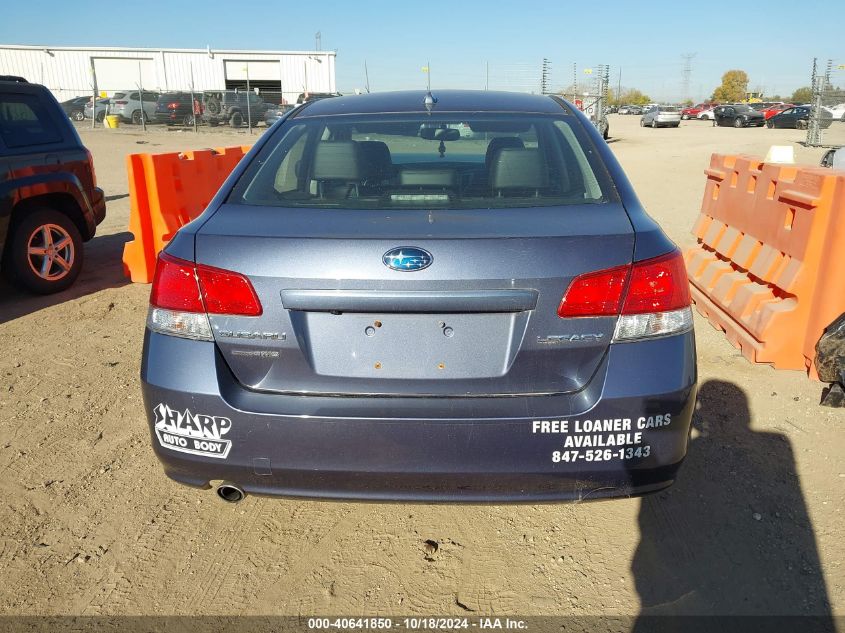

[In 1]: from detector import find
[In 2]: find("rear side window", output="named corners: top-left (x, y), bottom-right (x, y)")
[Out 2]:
top-left (0, 93), bottom-right (63, 148)
top-left (233, 113), bottom-right (615, 210)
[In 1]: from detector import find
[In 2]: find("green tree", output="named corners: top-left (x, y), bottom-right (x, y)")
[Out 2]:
top-left (790, 87), bottom-right (812, 103)
top-left (618, 88), bottom-right (651, 106)
top-left (712, 70), bottom-right (749, 102)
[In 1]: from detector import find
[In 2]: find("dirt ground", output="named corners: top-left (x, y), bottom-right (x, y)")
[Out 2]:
top-left (0, 115), bottom-right (843, 623)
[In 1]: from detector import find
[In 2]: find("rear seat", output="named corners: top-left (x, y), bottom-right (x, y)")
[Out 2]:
top-left (312, 141), bottom-right (365, 199)
top-left (489, 148), bottom-right (549, 197)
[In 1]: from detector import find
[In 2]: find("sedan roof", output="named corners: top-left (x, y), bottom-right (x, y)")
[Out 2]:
top-left (293, 90), bottom-right (567, 117)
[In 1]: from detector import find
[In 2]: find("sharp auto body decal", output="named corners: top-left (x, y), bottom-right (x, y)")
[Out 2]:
top-left (153, 403), bottom-right (232, 459)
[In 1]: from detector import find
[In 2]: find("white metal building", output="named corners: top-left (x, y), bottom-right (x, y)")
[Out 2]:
top-left (0, 44), bottom-right (336, 105)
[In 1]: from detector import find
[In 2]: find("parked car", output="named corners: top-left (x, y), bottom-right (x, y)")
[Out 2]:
top-left (140, 90), bottom-right (697, 503)
top-left (109, 90), bottom-right (160, 125)
top-left (820, 147), bottom-right (844, 168)
top-left (295, 91), bottom-right (342, 106)
top-left (0, 77), bottom-right (106, 293)
top-left (153, 92), bottom-right (197, 126)
top-left (640, 105), bottom-right (681, 128)
top-left (59, 96), bottom-right (89, 121)
top-left (202, 91), bottom-right (267, 127)
top-left (83, 96), bottom-right (115, 122)
top-left (697, 106), bottom-right (717, 121)
top-left (681, 103), bottom-right (716, 120)
top-left (264, 104), bottom-right (295, 126)
top-left (762, 103), bottom-right (794, 120)
top-left (765, 105), bottom-right (833, 130)
top-left (627, 105), bottom-right (643, 116)
top-left (713, 104), bottom-right (765, 128)
top-left (825, 103), bottom-right (845, 121)
top-left (617, 105), bottom-right (632, 115)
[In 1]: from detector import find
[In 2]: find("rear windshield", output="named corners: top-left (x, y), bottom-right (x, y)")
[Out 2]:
top-left (659, 106), bottom-right (679, 113)
top-left (232, 113), bottom-right (615, 210)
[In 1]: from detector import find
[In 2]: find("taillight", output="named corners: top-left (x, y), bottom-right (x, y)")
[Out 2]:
top-left (558, 250), bottom-right (693, 341)
top-left (621, 250), bottom-right (690, 313)
top-left (557, 266), bottom-right (628, 317)
top-left (147, 253), bottom-right (262, 340)
top-left (196, 265), bottom-right (262, 316)
top-left (114, 100), bottom-right (127, 105)
top-left (85, 148), bottom-right (98, 186)
top-left (150, 253), bottom-right (204, 312)
top-left (167, 102), bottom-right (179, 109)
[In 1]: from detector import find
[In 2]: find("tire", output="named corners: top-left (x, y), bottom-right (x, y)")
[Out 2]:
top-left (734, 117), bottom-right (744, 128)
top-left (640, 118), bottom-right (645, 127)
top-left (766, 120), bottom-right (774, 129)
top-left (651, 119), bottom-right (658, 128)
top-left (204, 96), bottom-right (221, 116)
top-left (603, 124), bottom-right (609, 140)
top-left (131, 110), bottom-right (142, 125)
top-left (5, 208), bottom-right (83, 294)
top-left (796, 120), bottom-right (807, 130)
top-left (95, 111), bottom-right (105, 123)
top-left (72, 110), bottom-right (84, 121)
top-left (183, 114), bottom-right (195, 126)
top-left (682, 114), bottom-right (689, 120)
top-left (230, 111), bottom-right (244, 128)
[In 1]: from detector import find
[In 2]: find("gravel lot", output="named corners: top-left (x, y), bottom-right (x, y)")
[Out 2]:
top-left (0, 115), bottom-right (842, 621)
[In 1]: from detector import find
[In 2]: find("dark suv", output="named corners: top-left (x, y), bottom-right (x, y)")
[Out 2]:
top-left (202, 91), bottom-right (267, 127)
top-left (0, 77), bottom-right (105, 293)
top-left (153, 92), bottom-right (197, 126)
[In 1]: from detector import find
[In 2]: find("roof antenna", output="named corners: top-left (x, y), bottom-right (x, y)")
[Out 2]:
top-left (423, 61), bottom-right (436, 113)
top-left (364, 59), bottom-right (371, 93)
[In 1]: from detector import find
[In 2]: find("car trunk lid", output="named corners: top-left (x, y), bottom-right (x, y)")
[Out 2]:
top-left (195, 203), bottom-right (634, 396)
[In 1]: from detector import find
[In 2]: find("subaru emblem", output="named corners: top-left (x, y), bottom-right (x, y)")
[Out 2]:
top-left (382, 247), bottom-right (433, 272)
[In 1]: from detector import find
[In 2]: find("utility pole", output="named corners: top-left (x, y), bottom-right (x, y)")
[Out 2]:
top-left (681, 53), bottom-right (696, 102)
top-left (485, 61), bottom-right (489, 91)
top-left (315, 31), bottom-right (321, 51)
top-left (617, 67), bottom-right (622, 101)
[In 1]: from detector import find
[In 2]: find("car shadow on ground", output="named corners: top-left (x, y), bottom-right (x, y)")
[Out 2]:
top-left (0, 231), bottom-right (132, 324)
top-left (630, 379), bottom-right (834, 631)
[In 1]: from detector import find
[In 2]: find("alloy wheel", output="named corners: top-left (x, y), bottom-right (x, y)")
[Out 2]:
top-left (26, 224), bottom-right (75, 282)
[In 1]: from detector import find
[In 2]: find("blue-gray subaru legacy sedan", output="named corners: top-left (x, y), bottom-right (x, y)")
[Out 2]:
top-left (140, 90), bottom-right (697, 503)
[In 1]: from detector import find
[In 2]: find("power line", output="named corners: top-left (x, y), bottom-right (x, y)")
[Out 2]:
top-left (681, 52), bottom-right (696, 101)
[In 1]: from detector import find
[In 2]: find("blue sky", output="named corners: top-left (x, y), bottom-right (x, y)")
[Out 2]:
top-left (1, 0), bottom-right (841, 101)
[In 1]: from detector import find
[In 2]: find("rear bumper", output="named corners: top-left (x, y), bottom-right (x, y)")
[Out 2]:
top-left (140, 330), bottom-right (697, 502)
top-left (153, 112), bottom-right (180, 123)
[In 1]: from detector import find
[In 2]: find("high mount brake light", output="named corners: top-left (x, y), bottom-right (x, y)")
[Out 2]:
top-left (147, 253), bottom-right (262, 340)
top-left (558, 250), bottom-right (693, 341)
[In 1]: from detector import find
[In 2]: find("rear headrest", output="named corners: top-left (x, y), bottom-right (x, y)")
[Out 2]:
top-left (358, 140), bottom-right (393, 180)
top-left (490, 148), bottom-right (549, 190)
top-left (312, 141), bottom-right (363, 180)
top-left (485, 137), bottom-right (524, 169)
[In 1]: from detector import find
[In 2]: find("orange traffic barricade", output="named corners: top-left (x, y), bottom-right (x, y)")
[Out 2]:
top-left (122, 146), bottom-right (252, 283)
top-left (685, 153), bottom-right (845, 377)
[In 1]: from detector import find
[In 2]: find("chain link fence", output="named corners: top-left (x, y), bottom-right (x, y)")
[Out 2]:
top-left (806, 58), bottom-right (845, 148)
top-left (54, 87), bottom-right (312, 134)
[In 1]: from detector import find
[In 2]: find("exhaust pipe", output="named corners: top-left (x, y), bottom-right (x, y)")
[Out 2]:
top-left (216, 482), bottom-right (245, 503)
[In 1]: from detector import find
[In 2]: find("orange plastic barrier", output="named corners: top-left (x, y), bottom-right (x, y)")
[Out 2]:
top-left (685, 154), bottom-right (845, 377)
top-left (122, 146), bottom-right (252, 283)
